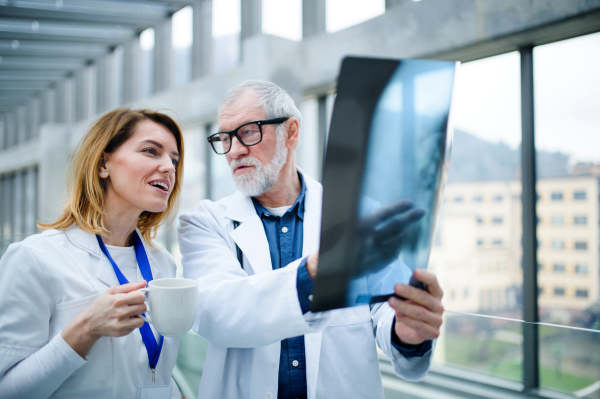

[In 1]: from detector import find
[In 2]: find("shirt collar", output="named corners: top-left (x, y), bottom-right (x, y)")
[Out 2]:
top-left (252, 172), bottom-right (306, 220)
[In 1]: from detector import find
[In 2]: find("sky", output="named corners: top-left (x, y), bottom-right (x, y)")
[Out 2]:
top-left (166, 1), bottom-right (600, 165)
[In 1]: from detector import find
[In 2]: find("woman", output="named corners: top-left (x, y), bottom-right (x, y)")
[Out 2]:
top-left (0, 107), bottom-right (185, 398)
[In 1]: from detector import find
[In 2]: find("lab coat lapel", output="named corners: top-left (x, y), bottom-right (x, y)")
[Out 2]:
top-left (300, 172), bottom-right (325, 399)
top-left (225, 191), bottom-right (272, 275)
top-left (65, 225), bottom-right (160, 288)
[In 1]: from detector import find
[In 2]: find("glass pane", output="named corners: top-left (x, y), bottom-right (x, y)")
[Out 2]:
top-left (213, 0), bottom-right (240, 71)
top-left (429, 52), bottom-right (523, 379)
top-left (172, 6), bottom-right (192, 86)
top-left (433, 313), bottom-right (523, 382)
top-left (262, 0), bottom-right (301, 41)
top-left (534, 31), bottom-right (600, 395)
top-left (326, 0), bottom-right (385, 33)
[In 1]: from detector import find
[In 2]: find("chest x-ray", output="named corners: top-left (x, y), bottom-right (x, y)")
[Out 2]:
top-left (311, 57), bottom-right (458, 312)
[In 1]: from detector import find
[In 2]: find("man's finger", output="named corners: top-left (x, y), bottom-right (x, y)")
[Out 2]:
top-left (389, 298), bottom-right (442, 328)
top-left (413, 269), bottom-right (443, 299)
top-left (393, 283), bottom-right (444, 314)
top-left (395, 315), bottom-right (440, 340)
top-left (109, 280), bottom-right (147, 294)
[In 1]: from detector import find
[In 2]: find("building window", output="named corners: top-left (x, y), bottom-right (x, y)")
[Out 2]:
top-left (575, 241), bottom-right (588, 250)
top-left (554, 287), bottom-right (565, 296)
top-left (492, 239), bottom-right (503, 246)
top-left (476, 216), bottom-right (483, 225)
top-left (492, 217), bottom-right (503, 224)
top-left (477, 239), bottom-right (484, 246)
top-left (551, 239), bottom-right (565, 250)
top-left (573, 215), bottom-right (588, 225)
top-left (537, 262), bottom-right (543, 271)
top-left (550, 215), bottom-right (564, 225)
top-left (538, 287), bottom-right (544, 296)
top-left (454, 196), bottom-right (464, 203)
top-left (551, 192), bottom-right (563, 201)
top-left (553, 263), bottom-right (565, 273)
top-left (573, 191), bottom-right (587, 200)
top-left (492, 195), bottom-right (503, 202)
top-left (575, 264), bottom-right (589, 274)
top-left (576, 289), bottom-right (589, 298)
top-left (473, 195), bottom-right (483, 202)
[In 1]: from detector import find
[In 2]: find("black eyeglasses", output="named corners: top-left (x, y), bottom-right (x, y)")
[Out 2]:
top-left (207, 117), bottom-right (289, 155)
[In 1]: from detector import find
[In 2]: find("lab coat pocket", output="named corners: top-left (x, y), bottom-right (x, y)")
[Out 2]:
top-left (51, 294), bottom-right (114, 397)
top-left (327, 305), bottom-right (371, 327)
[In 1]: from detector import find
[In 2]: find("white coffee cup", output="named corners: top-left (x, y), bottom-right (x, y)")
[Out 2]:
top-left (139, 278), bottom-right (199, 337)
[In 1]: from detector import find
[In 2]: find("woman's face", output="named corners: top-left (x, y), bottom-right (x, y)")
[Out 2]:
top-left (100, 120), bottom-right (179, 216)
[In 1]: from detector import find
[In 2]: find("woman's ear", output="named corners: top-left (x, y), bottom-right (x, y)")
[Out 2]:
top-left (98, 152), bottom-right (110, 179)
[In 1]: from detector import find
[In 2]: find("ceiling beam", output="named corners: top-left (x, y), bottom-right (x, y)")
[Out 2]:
top-left (0, 6), bottom-right (165, 26)
top-left (0, 31), bottom-right (131, 44)
top-left (0, 81), bottom-right (54, 90)
top-left (0, 71), bottom-right (69, 80)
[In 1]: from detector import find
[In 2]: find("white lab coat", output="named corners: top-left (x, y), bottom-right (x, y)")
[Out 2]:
top-left (0, 225), bottom-right (181, 399)
top-left (178, 171), bottom-right (433, 399)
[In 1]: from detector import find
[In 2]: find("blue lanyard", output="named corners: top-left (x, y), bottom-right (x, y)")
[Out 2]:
top-left (96, 231), bottom-right (163, 380)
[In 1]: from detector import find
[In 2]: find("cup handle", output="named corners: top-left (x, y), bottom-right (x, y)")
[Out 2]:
top-left (138, 287), bottom-right (152, 324)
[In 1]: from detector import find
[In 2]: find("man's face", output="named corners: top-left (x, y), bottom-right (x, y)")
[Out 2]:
top-left (218, 91), bottom-right (288, 196)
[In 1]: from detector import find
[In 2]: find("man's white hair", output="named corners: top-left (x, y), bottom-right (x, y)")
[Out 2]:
top-left (220, 80), bottom-right (303, 133)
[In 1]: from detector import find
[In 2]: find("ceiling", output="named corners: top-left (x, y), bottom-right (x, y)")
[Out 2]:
top-left (0, 0), bottom-right (194, 114)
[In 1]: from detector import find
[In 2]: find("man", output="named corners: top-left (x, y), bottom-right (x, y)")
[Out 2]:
top-left (178, 80), bottom-right (444, 399)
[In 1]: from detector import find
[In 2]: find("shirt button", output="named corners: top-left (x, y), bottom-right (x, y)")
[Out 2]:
top-left (265, 393), bottom-right (273, 399)
top-left (292, 360), bottom-right (299, 367)
top-left (282, 227), bottom-right (288, 233)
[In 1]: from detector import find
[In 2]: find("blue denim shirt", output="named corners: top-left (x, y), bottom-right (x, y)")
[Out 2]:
top-left (252, 174), bottom-right (312, 399)
top-left (252, 174), bottom-right (431, 398)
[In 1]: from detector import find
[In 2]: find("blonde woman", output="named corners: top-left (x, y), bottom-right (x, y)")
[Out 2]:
top-left (0, 107), bottom-right (185, 399)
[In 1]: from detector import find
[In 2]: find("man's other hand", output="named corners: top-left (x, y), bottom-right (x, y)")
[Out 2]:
top-left (388, 268), bottom-right (444, 346)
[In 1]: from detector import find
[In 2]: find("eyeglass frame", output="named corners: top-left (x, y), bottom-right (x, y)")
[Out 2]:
top-left (207, 117), bottom-right (290, 155)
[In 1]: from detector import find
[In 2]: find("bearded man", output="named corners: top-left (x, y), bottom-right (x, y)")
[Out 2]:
top-left (178, 80), bottom-right (444, 399)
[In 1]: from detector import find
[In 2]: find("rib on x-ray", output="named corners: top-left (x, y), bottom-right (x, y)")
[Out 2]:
top-left (311, 57), bottom-right (458, 312)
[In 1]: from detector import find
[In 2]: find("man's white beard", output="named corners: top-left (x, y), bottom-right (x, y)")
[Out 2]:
top-left (230, 130), bottom-right (288, 197)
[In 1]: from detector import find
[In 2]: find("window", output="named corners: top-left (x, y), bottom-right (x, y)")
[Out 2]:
top-left (573, 191), bottom-right (587, 200)
top-left (492, 195), bottom-right (503, 202)
top-left (492, 217), bottom-right (503, 224)
top-left (574, 241), bottom-right (588, 250)
top-left (575, 289), bottom-right (589, 298)
top-left (537, 262), bottom-right (543, 270)
top-left (573, 215), bottom-right (587, 225)
top-left (538, 287), bottom-right (544, 295)
top-left (553, 287), bottom-right (565, 296)
top-left (551, 192), bottom-right (563, 201)
top-left (550, 215), bottom-right (564, 225)
top-left (473, 195), bottom-right (483, 202)
top-left (553, 263), bottom-right (565, 273)
top-left (492, 239), bottom-right (503, 246)
top-left (551, 239), bottom-right (565, 250)
top-left (476, 216), bottom-right (483, 225)
top-left (477, 239), bottom-right (484, 246)
top-left (575, 264), bottom-right (589, 275)
top-left (454, 196), bottom-right (464, 203)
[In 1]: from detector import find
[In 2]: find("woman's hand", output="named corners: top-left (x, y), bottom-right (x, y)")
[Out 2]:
top-left (61, 281), bottom-right (148, 358)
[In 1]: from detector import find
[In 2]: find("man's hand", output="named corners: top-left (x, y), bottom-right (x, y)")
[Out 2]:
top-left (388, 269), bottom-right (443, 346)
top-left (306, 252), bottom-right (319, 281)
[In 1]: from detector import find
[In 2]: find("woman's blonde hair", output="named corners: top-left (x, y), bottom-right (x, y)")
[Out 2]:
top-left (39, 107), bottom-right (185, 245)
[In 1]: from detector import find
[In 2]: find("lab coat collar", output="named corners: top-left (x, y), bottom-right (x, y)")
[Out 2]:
top-left (65, 224), bottom-right (161, 287)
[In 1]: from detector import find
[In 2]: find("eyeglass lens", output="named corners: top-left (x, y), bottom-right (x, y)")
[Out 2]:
top-left (213, 123), bottom-right (262, 154)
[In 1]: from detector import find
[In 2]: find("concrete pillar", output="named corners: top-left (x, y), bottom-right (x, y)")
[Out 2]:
top-left (75, 70), bottom-right (87, 121)
top-left (57, 79), bottom-right (75, 124)
top-left (5, 112), bottom-right (16, 148)
top-left (37, 124), bottom-right (70, 224)
top-left (302, 0), bottom-right (326, 37)
top-left (86, 64), bottom-right (96, 118)
top-left (29, 99), bottom-right (41, 140)
top-left (123, 37), bottom-right (141, 103)
top-left (154, 18), bottom-right (172, 93)
top-left (0, 116), bottom-right (4, 151)
top-left (192, 0), bottom-right (213, 79)
top-left (96, 53), bottom-right (114, 114)
top-left (16, 106), bottom-right (27, 143)
top-left (42, 89), bottom-right (57, 124)
top-left (240, 0), bottom-right (261, 60)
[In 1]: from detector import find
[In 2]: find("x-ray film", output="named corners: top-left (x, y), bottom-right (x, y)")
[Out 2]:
top-left (311, 56), bottom-right (458, 312)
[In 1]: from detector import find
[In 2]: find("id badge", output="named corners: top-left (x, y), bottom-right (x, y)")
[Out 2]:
top-left (136, 385), bottom-right (172, 399)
